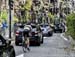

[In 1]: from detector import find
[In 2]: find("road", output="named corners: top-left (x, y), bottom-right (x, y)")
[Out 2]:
top-left (14, 33), bottom-right (75, 57)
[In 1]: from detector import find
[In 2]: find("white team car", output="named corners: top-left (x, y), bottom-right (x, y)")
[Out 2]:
top-left (40, 23), bottom-right (53, 37)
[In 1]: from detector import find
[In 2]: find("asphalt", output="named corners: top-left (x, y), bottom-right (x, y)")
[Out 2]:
top-left (14, 33), bottom-right (75, 57)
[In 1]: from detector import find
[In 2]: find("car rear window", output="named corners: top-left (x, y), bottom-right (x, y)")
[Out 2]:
top-left (40, 25), bottom-right (43, 27)
top-left (31, 25), bottom-right (36, 28)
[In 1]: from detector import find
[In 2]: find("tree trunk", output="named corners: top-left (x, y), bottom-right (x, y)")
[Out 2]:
top-left (0, 0), bottom-right (2, 14)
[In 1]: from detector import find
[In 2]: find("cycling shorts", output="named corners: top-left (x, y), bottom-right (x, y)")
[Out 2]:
top-left (23, 30), bottom-right (30, 37)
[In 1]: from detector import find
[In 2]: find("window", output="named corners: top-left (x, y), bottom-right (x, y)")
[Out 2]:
top-left (50, 0), bottom-right (57, 3)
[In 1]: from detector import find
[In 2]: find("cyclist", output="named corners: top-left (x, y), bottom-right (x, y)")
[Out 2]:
top-left (23, 25), bottom-right (31, 51)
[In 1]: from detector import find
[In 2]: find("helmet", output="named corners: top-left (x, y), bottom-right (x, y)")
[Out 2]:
top-left (24, 25), bottom-right (31, 31)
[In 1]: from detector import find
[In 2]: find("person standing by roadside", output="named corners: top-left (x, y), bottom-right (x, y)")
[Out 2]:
top-left (2, 20), bottom-right (8, 36)
top-left (0, 20), bottom-right (2, 35)
top-left (0, 20), bottom-right (7, 45)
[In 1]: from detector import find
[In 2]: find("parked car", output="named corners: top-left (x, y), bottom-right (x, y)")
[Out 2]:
top-left (30, 23), bottom-right (43, 46)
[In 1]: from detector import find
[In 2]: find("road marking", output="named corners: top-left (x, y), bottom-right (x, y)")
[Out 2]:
top-left (16, 54), bottom-right (24, 57)
top-left (44, 37), bottom-right (47, 39)
top-left (61, 33), bottom-right (68, 41)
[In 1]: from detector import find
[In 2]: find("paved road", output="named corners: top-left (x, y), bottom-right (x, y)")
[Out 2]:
top-left (14, 33), bottom-right (75, 57)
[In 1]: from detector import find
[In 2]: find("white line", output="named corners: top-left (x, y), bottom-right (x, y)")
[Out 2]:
top-left (16, 54), bottom-right (24, 57)
top-left (44, 37), bottom-right (47, 39)
top-left (61, 33), bottom-right (68, 41)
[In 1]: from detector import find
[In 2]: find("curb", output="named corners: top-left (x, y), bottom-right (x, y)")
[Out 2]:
top-left (61, 33), bottom-right (70, 41)
top-left (61, 33), bottom-right (75, 45)
top-left (61, 33), bottom-right (75, 51)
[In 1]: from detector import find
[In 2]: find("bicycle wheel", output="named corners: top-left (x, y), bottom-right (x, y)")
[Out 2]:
top-left (22, 41), bottom-right (27, 53)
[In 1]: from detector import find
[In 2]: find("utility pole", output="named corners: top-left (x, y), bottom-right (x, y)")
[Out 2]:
top-left (9, 0), bottom-right (13, 40)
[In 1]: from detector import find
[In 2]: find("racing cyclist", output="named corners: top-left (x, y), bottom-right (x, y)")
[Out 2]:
top-left (23, 25), bottom-right (31, 51)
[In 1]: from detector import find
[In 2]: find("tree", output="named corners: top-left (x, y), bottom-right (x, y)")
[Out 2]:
top-left (66, 13), bottom-right (75, 40)
top-left (1, 10), bottom-right (8, 21)
top-left (48, 12), bottom-right (54, 24)
top-left (24, 0), bottom-right (32, 10)
top-left (20, 0), bottom-right (32, 22)
top-left (0, 0), bottom-right (2, 14)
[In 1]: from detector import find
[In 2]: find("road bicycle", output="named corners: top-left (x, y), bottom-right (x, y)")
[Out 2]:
top-left (22, 31), bottom-right (30, 53)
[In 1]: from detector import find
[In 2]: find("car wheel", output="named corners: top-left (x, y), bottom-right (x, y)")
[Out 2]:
top-left (60, 29), bottom-right (62, 33)
top-left (50, 33), bottom-right (53, 36)
top-left (2, 46), bottom-right (15, 57)
top-left (37, 42), bottom-right (41, 46)
top-left (40, 34), bottom-right (44, 43)
top-left (41, 36), bottom-right (43, 43)
top-left (15, 41), bottom-right (19, 46)
top-left (37, 38), bottom-right (41, 46)
top-left (54, 30), bottom-right (56, 33)
top-left (9, 46), bottom-right (15, 57)
top-left (48, 32), bottom-right (53, 36)
top-left (63, 28), bottom-right (65, 32)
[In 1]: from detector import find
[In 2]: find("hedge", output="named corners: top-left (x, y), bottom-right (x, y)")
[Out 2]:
top-left (66, 13), bottom-right (75, 40)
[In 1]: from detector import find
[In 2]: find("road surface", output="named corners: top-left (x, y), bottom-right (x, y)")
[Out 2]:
top-left (15, 33), bottom-right (75, 57)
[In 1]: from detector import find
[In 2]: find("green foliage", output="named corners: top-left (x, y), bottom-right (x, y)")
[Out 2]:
top-left (1, 10), bottom-right (7, 21)
top-left (66, 13), bottom-right (75, 40)
top-left (24, 0), bottom-right (32, 10)
top-left (20, 0), bottom-right (32, 22)
top-left (48, 12), bottom-right (54, 24)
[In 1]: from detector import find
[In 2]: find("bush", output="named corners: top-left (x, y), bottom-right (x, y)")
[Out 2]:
top-left (66, 13), bottom-right (75, 40)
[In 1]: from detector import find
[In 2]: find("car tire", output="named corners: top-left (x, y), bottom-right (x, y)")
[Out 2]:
top-left (41, 35), bottom-right (44, 44)
top-left (41, 37), bottom-right (43, 44)
top-left (54, 30), bottom-right (56, 33)
top-left (48, 32), bottom-right (53, 36)
top-left (37, 38), bottom-right (41, 46)
top-left (50, 33), bottom-right (53, 36)
top-left (9, 46), bottom-right (15, 57)
top-left (60, 29), bottom-right (62, 33)
top-left (2, 46), bottom-right (15, 57)
top-left (37, 42), bottom-right (41, 46)
top-left (15, 41), bottom-right (19, 46)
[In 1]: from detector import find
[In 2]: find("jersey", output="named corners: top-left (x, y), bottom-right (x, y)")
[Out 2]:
top-left (23, 25), bottom-right (31, 37)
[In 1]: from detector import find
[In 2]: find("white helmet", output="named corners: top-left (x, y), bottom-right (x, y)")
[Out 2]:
top-left (24, 25), bottom-right (31, 31)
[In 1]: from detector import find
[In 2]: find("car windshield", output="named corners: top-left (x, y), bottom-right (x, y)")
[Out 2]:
top-left (40, 24), bottom-right (49, 27)
top-left (44, 24), bottom-right (48, 27)
top-left (40, 25), bottom-right (43, 27)
top-left (19, 25), bottom-right (24, 28)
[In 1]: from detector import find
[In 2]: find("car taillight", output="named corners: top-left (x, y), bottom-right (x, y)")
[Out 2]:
top-left (35, 31), bottom-right (38, 34)
top-left (32, 32), bottom-right (35, 35)
top-left (16, 31), bottom-right (19, 36)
